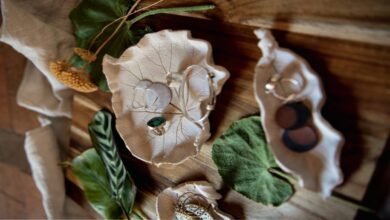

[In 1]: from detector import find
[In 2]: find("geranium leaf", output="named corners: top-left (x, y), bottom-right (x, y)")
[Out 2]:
top-left (212, 116), bottom-right (294, 206)
top-left (88, 110), bottom-right (136, 218)
top-left (69, 0), bottom-right (152, 91)
top-left (72, 148), bottom-right (123, 219)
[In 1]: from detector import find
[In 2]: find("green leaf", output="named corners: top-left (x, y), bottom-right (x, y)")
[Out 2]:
top-left (212, 116), bottom-right (294, 206)
top-left (88, 110), bottom-right (136, 218)
top-left (69, 0), bottom-right (152, 91)
top-left (72, 149), bottom-right (123, 219)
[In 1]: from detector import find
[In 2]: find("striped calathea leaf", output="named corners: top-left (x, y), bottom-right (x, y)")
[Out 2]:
top-left (72, 110), bottom-right (136, 219)
top-left (88, 110), bottom-right (136, 219)
top-left (72, 149), bottom-right (123, 219)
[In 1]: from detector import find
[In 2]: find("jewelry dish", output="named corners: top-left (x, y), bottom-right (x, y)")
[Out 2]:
top-left (156, 181), bottom-right (232, 220)
top-left (253, 29), bottom-right (344, 197)
top-left (102, 30), bottom-right (229, 166)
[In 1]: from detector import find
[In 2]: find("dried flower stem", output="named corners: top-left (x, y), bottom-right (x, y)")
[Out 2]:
top-left (88, 17), bottom-right (123, 51)
top-left (70, 1), bottom-right (215, 91)
top-left (94, 0), bottom-right (142, 55)
top-left (90, 3), bottom-right (214, 56)
top-left (133, 0), bottom-right (165, 14)
top-left (88, 0), bottom-right (165, 50)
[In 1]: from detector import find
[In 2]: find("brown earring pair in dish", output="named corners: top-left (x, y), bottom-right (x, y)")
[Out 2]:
top-left (275, 102), bottom-right (319, 152)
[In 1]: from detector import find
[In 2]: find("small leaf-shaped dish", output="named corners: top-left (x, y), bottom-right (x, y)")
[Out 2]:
top-left (253, 29), bottom-right (344, 197)
top-left (156, 181), bottom-right (233, 220)
top-left (103, 30), bottom-right (229, 166)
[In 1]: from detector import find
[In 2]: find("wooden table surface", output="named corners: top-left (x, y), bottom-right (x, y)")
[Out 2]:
top-left (64, 1), bottom-right (390, 219)
top-left (0, 43), bottom-right (45, 219)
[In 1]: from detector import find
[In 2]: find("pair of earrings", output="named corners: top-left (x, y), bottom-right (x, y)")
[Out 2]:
top-left (266, 74), bottom-right (318, 153)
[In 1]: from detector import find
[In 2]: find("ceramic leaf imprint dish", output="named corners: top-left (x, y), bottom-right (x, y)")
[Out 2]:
top-left (253, 29), bottom-right (344, 197)
top-left (103, 30), bottom-right (229, 166)
top-left (156, 181), bottom-right (232, 220)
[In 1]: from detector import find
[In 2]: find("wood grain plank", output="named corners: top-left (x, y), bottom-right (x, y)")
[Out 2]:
top-left (0, 163), bottom-right (46, 219)
top-left (142, 14), bottom-right (390, 201)
top-left (0, 43), bottom-right (39, 134)
top-left (69, 114), bottom-right (360, 219)
top-left (356, 138), bottom-right (390, 219)
top-left (141, 0), bottom-right (390, 45)
top-left (69, 13), bottom-right (389, 219)
top-left (0, 44), bottom-right (13, 130)
top-left (142, 0), bottom-right (390, 22)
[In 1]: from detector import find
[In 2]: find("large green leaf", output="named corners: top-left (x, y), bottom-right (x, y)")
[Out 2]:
top-left (72, 148), bottom-right (123, 219)
top-left (212, 116), bottom-right (294, 206)
top-left (69, 0), bottom-right (151, 91)
top-left (88, 110), bottom-right (136, 218)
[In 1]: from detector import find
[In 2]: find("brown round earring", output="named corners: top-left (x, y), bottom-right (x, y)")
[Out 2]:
top-left (275, 102), bottom-right (319, 152)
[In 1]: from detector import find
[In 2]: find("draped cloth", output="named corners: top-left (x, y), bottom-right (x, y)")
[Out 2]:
top-left (0, 0), bottom-right (89, 218)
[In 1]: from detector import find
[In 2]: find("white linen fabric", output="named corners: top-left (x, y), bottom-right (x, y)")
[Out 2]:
top-left (25, 122), bottom-right (90, 219)
top-left (17, 61), bottom-right (73, 118)
top-left (0, 0), bottom-right (90, 218)
top-left (0, 0), bottom-right (77, 118)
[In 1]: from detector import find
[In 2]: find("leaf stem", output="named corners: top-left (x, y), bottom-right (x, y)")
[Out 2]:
top-left (131, 208), bottom-right (147, 220)
top-left (268, 168), bottom-right (377, 215)
top-left (118, 200), bottom-right (130, 220)
top-left (58, 161), bottom-right (72, 168)
top-left (128, 5), bottom-right (215, 26)
top-left (268, 168), bottom-right (297, 184)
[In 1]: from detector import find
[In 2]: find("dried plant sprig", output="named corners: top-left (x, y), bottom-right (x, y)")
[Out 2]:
top-left (52, 1), bottom-right (215, 92)
top-left (74, 47), bottom-right (96, 62)
top-left (133, 0), bottom-right (165, 14)
top-left (89, 1), bottom-right (215, 57)
top-left (87, 0), bottom-right (164, 51)
top-left (93, 0), bottom-right (143, 56)
top-left (50, 61), bottom-right (98, 93)
top-left (49, 0), bottom-right (143, 92)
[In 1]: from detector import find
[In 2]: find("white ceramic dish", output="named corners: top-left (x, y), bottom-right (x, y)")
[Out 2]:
top-left (253, 29), bottom-right (344, 197)
top-left (156, 181), bottom-right (232, 220)
top-left (103, 30), bottom-right (229, 166)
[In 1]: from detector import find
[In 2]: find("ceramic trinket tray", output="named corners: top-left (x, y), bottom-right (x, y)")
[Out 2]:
top-left (156, 181), bottom-right (233, 220)
top-left (103, 30), bottom-right (229, 166)
top-left (253, 29), bottom-right (344, 197)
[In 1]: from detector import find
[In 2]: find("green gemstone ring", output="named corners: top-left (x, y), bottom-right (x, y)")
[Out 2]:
top-left (147, 116), bottom-right (167, 136)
